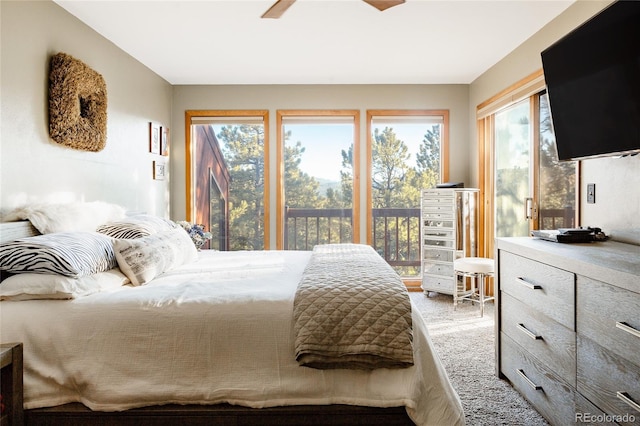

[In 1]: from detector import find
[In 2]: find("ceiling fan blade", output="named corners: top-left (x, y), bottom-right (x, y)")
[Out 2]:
top-left (363, 0), bottom-right (405, 12)
top-left (261, 0), bottom-right (296, 19)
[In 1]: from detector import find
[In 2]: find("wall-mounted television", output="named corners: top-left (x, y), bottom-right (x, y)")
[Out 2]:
top-left (541, 0), bottom-right (640, 161)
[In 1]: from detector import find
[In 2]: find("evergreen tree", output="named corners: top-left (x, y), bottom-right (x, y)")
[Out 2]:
top-left (217, 124), bottom-right (265, 250)
top-left (337, 144), bottom-right (354, 208)
top-left (371, 126), bottom-right (411, 208)
top-left (415, 125), bottom-right (441, 191)
top-left (283, 137), bottom-right (322, 208)
top-left (538, 94), bottom-right (576, 228)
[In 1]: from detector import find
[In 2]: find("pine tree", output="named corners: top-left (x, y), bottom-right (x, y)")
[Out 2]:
top-left (218, 124), bottom-right (265, 250)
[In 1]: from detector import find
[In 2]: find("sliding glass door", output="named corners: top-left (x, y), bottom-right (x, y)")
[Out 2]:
top-left (478, 71), bottom-right (577, 257)
top-left (494, 99), bottom-right (531, 238)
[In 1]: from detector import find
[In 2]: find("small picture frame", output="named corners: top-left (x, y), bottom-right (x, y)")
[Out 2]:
top-left (153, 160), bottom-right (166, 180)
top-left (161, 127), bottom-right (170, 156)
top-left (149, 122), bottom-right (161, 154)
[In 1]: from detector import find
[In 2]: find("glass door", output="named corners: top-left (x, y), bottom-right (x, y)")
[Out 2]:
top-left (477, 71), bottom-right (578, 258)
top-left (494, 99), bottom-right (533, 238)
top-left (538, 92), bottom-right (577, 230)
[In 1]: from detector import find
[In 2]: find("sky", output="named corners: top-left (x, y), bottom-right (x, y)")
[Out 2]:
top-left (288, 122), bottom-right (432, 182)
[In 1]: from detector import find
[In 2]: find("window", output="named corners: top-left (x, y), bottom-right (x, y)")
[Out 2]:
top-left (186, 111), bottom-right (269, 250)
top-left (367, 110), bottom-right (450, 280)
top-left (276, 110), bottom-right (360, 250)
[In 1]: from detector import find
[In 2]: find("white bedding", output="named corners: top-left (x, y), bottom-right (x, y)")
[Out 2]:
top-left (0, 249), bottom-right (464, 426)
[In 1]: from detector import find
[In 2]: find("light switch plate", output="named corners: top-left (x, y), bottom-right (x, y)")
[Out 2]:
top-left (587, 183), bottom-right (596, 204)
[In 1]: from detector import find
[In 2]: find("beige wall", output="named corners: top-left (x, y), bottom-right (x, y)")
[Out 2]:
top-left (0, 0), bottom-right (173, 217)
top-left (469, 0), bottom-right (640, 240)
top-left (171, 84), bottom-right (470, 248)
top-left (2, 0), bottom-right (637, 243)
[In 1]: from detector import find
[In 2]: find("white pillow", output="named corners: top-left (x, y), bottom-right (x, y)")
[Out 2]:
top-left (113, 227), bottom-right (198, 286)
top-left (0, 268), bottom-right (130, 301)
top-left (3, 201), bottom-right (126, 234)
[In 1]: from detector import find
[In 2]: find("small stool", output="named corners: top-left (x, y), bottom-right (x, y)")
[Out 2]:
top-left (453, 257), bottom-right (495, 317)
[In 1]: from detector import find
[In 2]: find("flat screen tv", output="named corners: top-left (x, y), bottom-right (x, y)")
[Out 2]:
top-left (541, 0), bottom-right (640, 161)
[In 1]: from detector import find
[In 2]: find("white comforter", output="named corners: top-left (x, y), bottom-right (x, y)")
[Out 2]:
top-left (0, 250), bottom-right (464, 426)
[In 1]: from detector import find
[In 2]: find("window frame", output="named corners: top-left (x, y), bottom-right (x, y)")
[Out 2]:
top-left (275, 110), bottom-right (361, 250)
top-left (365, 109), bottom-right (450, 245)
top-left (185, 110), bottom-right (270, 249)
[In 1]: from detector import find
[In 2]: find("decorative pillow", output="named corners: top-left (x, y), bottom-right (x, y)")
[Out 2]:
top-left (113, 227), bottom-right (198, 286)
top-left (0, 268), bottom-right (130, 301)
top-left (2, 201), bottom-right (126, 234)
top-left (0, 232), bottom-right (117, 278)
top-left (96, 214), bottom-right (177, 239)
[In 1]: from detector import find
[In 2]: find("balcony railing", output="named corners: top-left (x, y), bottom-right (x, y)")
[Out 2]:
top-left (538, 207), bottom-right (575, 230)
top-left (284, 207), bottom-right (421, 274)
top-left (283, 206), bottom-right (574, 274)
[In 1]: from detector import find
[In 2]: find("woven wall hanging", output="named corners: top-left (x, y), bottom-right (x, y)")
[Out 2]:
top-left (49, 52), bottom-right (107, 152)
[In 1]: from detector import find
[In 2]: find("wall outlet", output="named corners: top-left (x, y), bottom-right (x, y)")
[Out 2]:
top-left (587, 183), bottom-right (596, 204)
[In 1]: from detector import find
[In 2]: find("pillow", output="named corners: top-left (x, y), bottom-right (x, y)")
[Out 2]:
top-left (96, 214), bottom-right (177, 239)
top-left (0, 268), bottom-right (130, 301)
top-left (113, 227), bottom-right (198, 286)
top-left (0, 232), bottom-right (117, 277)
top-left (2, 201), bottom-right (126, 234)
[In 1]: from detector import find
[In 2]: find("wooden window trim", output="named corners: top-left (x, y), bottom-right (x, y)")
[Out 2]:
top-left (275, 110), bottom-right (361, 250)
top-left (185, 110), bottom-right (270, 248)
top-left (365, 109), bottom-right (450, 245)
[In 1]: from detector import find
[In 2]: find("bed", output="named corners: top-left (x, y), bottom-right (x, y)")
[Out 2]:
top-left (0, 210), bottom-right (464, 426)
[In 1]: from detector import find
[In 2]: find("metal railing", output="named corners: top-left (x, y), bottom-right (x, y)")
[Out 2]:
top-left (539, 207), bottom-right (575, 230)
top-left (284, 207), bottom-right (421, 271)
top-left (283, 206), bottom-right (574, 271)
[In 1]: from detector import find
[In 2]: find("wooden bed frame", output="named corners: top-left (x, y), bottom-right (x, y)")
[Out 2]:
top-left (1, 221), bottom-right (415, 426)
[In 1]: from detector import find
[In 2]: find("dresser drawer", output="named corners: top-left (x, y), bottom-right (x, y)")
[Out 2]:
top-left (422, 276), bottom-right (454, 294)
top-left (577, 276), bottom-right (640, 366)
top-left (501, 333), bottom-right (576, 426)
top-left (423, 248), bottom-right (454, 263)
top-left (577, 336), bottom-right (640, 425)
top-left (501, 292), bottom-right (576, 386)
top-left (422, 228), bottom-right (455, 239)
top-left (422, 262), bottom-right (454, 277)
top-left (422, 211), bottom-right (454, 220)
top-left (499, 251), bottom-right (575, 329)
top-left (423, 219), bottom-right (454, 228)
top-left (423, 238), bottom-right (455, 249)
top-left (422, 190), bottom-right (454, 204)
top-left (575, 393), bottom-right (618, 425)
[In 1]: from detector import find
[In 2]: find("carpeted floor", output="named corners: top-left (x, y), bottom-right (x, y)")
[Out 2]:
top-left (410, 291), bottom-right (551, 426)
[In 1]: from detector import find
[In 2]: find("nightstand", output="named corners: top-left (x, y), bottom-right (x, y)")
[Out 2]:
top-left (0, 343), bottom-right (23, 426)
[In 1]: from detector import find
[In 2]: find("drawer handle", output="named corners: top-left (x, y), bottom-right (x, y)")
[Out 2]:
top-left (516, 369), bottom-right (543, 391)
top-left (617, 391), bottom-right (640, 413)
top-left (516, 277), bottom-right (542, 290)
top-left (616, 321), bottom-right (640, 339)
top-left (517, 323), bottom-right (542, 340)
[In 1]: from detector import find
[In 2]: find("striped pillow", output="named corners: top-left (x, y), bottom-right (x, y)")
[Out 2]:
top-left (0, 232), bottom-right (117, 277)
top-left (96, 214), bottom-right (176, 239)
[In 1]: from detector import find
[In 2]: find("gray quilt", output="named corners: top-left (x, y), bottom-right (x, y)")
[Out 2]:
top-left (293, 244), bottom-right (414, 370)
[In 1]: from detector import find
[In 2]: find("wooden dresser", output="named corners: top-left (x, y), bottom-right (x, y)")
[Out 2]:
top-left (495, 237), bottom-right (640, 426)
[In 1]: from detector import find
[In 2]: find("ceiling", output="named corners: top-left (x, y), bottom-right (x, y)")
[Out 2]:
top-left (54, 0), bottom-right (575, 85)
